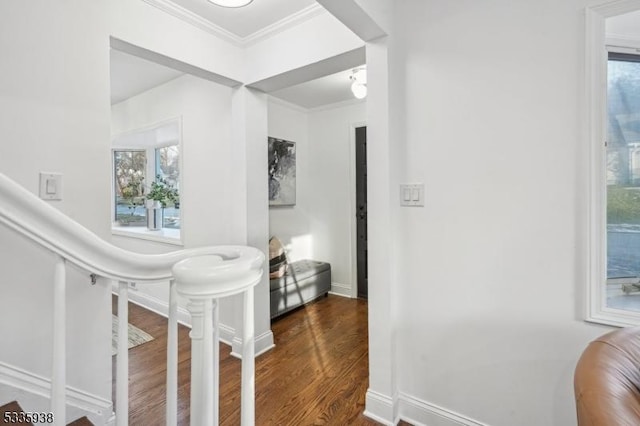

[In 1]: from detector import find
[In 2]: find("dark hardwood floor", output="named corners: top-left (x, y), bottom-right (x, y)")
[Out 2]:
top-left (113, 294), bottom-right (406, 425)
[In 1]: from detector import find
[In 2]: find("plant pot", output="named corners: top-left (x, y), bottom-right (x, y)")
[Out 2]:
top-left (145, 200), bottom-right (163, 231)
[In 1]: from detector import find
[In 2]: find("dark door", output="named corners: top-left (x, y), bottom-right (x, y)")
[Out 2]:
top-left (356, 126), bottom-right (368, 299)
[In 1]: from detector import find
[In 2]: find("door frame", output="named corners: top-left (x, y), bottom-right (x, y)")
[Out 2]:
top-left (349, 121), bottom-right (367, 298)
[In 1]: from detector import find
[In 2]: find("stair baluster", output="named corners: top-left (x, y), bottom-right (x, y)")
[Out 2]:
top-left (116, 282), bottom-right (129, 426)
top-left (166, 279), bottom-right (178, 426)
top-left (52, 256), bottom-right (66, 426)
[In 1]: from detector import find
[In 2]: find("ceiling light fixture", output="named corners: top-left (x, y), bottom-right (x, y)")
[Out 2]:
top-left (207, 0), bottom-right (253, 8)
top-left (350, 67), bottom-right (367, 99)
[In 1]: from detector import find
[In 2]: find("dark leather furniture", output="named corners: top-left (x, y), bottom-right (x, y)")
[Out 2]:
top-left (574, 327), bottom-right (640, 425)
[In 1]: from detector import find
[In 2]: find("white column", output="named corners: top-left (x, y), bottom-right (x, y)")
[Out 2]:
top-left (116, 282), bottom-right (129, 426)
top-left (241, 288), bottom-right (255, 426)
top-left (51, 256), bottom-right (66, 426)
top-left (166, 280), bottom-right (178, 426)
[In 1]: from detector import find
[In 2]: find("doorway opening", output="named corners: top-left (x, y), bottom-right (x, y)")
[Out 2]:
top-left (355, 126), bottom-right (368, 299)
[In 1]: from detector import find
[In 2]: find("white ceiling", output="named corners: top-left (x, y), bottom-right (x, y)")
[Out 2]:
top-left (270, 68), bottom-right (361, 109)
top-left (110, 0), bottom-right (365, 108)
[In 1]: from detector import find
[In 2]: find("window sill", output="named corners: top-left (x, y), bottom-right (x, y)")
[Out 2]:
top-left (112, 225), bottom-right (183, 246)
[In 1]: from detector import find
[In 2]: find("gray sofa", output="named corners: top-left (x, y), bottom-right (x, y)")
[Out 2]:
top-left (269, 259), bottom-right (331, 319)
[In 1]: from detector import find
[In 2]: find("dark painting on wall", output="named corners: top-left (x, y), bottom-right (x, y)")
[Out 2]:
top-left (268, 137), bottom-right (296, 206)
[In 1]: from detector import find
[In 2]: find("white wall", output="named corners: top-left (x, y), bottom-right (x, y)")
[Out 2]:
top-left (0, 0), bottom-right (112, 401)
top-left (384, 1), bottom-right (614, 425)
top-left (111, 74), bottom-right (263, 343)
top-left (308, 101), bottom-right (366, 294)
top-left (0, 0), bottom-right (248, 406)
top-left (267, 98), bottom-right (366, 295)
top-left (245, 11), bottom-right (363, 85)
top-left (110, 0), bottom-right (244, 82)
top-left (111, 74), bottom-right (241, 247)
top-left (267, 99), bottom-right (312, 261)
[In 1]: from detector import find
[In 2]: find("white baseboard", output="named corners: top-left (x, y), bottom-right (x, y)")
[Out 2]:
top-left (364, 389), bottom-right (398, 425)
top-left (363, 390), bottom-right (488, 426)
top-left (330, 282), bottom-right (352, 298)
top-left (123, 285), bottom-right (193, 327)
top-left (230, 330), bottom-right (276, 359)
top-left (0, 361), bottom-right (112, 425)
top-left (398, 392), bottom-right (488, 426)
top-left (116, 285), bottom-right (275, 359)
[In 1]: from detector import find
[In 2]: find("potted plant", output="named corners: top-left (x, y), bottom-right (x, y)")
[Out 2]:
top-left (145, 175), bottom-right (179, 231)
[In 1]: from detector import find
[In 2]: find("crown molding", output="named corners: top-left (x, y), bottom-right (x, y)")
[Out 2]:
top-left (141, 0), bottom-right (245, 46)
top-left (267, 95), bottom-right (310, 113)
top-left (141, 0), bottom-right (326, 47)
top-left (242, 3), bottom-right (326, 46)
top-left (308, 96), bottom-right (365, 113)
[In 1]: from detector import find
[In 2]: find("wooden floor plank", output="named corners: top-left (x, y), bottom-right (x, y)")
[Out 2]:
top-left (112, 295), bottom-right (408, 425)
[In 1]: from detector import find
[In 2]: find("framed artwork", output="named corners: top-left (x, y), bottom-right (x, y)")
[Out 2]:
top-left (268, 137), bottom-right (296, 206)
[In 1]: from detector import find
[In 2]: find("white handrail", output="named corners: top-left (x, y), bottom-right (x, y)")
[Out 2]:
top-left (0, 173), bottom-right (263, 282)
top-left (0, 172), bottom-right (265, 425)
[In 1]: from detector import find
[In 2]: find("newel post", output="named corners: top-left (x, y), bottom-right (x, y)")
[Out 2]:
top-left (171, 248), bottom-right (264, 426)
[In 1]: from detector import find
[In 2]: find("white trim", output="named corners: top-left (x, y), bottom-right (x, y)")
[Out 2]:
top-left (398, 393), bottom-right (488, 426)
top-left (120, 283), bottom-right (193, 327)
top-left (117, 284), bottom-right (275, 357)
top-left (141, 0), bottom-right (326, 47)
top-left (267, 95), bottom-right (367, 116)
top-left (607, 36), bottom-right (640, 50)
top-left (0, 362), bottom-right (112, 426)
top-left (592, 0), bottom-right (640, 17)
top-left (141, 0), bottom-right (244, 46)
top-left (267, 95), bottom-right (310, 113)
top-left (112, 226), bottom-right (183, 246)
top-left (329, 282), bottom-right (352, 298)
top-left (243, 4), bottom-right (327, 46)
top-left (308, 97), bottom-right (366, 113)
top-left (585, 0), bottom-right (640, 327)
top-left (363, 389), bottom-right (397, 426)
top-left (230, 331), bottom-right (276, 359)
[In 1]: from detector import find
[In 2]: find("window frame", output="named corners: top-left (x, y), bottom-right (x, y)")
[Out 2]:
top-left (111, 118), bottom-right (183, 244)
top-left (586, 1), bottom-right (640, 327)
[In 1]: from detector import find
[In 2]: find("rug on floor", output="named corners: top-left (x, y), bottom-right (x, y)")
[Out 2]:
top-left (112, 315), bottom-right (154, 356)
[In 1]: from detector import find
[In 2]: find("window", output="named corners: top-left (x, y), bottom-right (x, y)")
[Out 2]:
top-left (155, 145), bottom-right (180, 229)
top-left (112, 119), bottom-right (181, 238)
top-left (606, 52), bottom-right (640, 313)
top-left (114, 150), bottom-right (146, 226)
top-left (585, 1), bottom-right (640, 327)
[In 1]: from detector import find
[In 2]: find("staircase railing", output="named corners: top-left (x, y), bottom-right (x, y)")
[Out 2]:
top-left (0, 173), bottom-right (264, 426)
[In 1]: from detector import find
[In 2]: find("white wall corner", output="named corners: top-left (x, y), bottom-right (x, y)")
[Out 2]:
top-left (0, 362), bottom-right (112, 426)
top-left (364, 389), bottom-right (398, 426)
top-left (398, 393), bottom-right (489, 426)
top-left (230, 330), bottom-right (275, 359)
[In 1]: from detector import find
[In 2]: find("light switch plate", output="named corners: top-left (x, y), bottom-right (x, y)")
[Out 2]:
top-left (400, 183), bottom-right (424, 207)
top-left (39, 172), bottom-right (63, 200)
